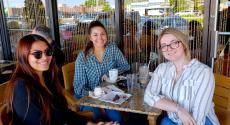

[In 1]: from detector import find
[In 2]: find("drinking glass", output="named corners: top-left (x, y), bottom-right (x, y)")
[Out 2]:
top-left (139, 63), bottom-right (149, 85)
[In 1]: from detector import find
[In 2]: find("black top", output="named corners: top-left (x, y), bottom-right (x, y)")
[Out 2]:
top-left (51, 40), bottom-right (65, 86)
top-left (12, 79), bottom-right (88, 125)
top-left (51, 41), bottom-right (65, 68)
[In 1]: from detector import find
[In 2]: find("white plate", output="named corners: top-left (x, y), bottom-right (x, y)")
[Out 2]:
top-left (105, 76), bottom-right (127, 83)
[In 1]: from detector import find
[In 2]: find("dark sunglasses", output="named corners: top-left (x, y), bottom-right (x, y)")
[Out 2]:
top-left (30, 48), bottom-right (53, 59)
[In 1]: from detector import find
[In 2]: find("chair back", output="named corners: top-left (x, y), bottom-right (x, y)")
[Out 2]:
top-left (0, 82), bottom-right (8, 106)
top-left (62, 62), bottom-right (75, 93)
top-left (61, 62), bottom-right (93, 119)
top-left (213, 73), bottom-right (230, 125)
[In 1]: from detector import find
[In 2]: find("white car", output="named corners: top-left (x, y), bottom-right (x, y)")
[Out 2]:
top-left (175, 10), bottom-right (196, 16)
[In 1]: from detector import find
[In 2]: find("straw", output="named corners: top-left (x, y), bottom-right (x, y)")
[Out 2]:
top-left (148, 60), bottom-right (151, 69)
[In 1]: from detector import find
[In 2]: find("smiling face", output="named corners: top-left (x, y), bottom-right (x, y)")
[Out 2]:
top-left (160, 34), bottom-right (186, 62)
top-left (89, 26), bottom-right (107, 48)
top-left (28, 40), bottom-right (52, 74)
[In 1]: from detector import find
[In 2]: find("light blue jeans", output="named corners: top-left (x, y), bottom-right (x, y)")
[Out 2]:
top-left (160, 116), bottom-right (213, 125)
top-left (80, 105), bottom-right (122, 122)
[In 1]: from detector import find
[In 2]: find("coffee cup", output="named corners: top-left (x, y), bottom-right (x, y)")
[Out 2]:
top-left (109, 69), bottom-right (118, 83)
top-left (94, 87), bottom-right (103, 97)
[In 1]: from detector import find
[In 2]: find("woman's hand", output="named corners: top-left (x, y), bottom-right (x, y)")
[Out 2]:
top-left (87, 121), bottom-right (117, 125)
top-left (101, 74), bottom-right (109, 81)
top-left (97, 121), bottom-right (117, 125)
top-left (177, 107), bottom-right (196, 125)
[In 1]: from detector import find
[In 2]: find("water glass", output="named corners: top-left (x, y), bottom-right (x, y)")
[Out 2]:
top-left (139, 63), bottom-right (149, 85)
top-left (139, 63), bottom-right (149, 77)
top-left (126, 74), bottom-right (134, 93)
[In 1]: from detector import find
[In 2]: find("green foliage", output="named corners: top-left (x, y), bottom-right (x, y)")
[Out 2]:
top-left (181, 14), bottom-right (197, 17)
top-left (169, 0), bottom-right (189, 12)
top-left (7, 21), bottom-right (20, 29)
top-left (22, 0), bottom-right (46, 29)
top-left (182, 16), bottom-right (203, 25)
top-left (84, 0), bottom-right (96, 7)
top-left (82, 0), bottom-right (112, 11)
top-left (124, 0), bottom-right (148, 6)
top-left (197, 4), bottom-right (204, 11)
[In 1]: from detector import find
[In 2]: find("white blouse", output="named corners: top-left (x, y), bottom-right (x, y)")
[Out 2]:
top-left (144, 59), bottom-right (220, 125)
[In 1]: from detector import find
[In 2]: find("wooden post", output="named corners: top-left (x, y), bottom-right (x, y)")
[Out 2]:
top-left (148, 115), bottom-right (159, 125)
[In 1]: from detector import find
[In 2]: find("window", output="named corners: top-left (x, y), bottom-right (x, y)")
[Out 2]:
top-left (3, 0), bottom-right (48, 60)
top-left (57, 0), bottom-right (116, 63)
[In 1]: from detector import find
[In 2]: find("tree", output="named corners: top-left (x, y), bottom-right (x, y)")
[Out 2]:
top-left (22, 0), bottom-right (46, 29)
top-left (124, 0), bottom-right (147, 6)
top-left (169, 0), bottom-right (189, 12)
top-left (81, 0), bottom-right (112, 12)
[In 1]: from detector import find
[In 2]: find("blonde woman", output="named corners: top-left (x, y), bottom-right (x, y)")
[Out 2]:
top-left (144, 28), bottom-right (219, 125)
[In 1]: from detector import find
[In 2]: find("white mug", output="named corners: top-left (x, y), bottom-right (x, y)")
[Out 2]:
top-left (109, 69), bottom-right (118, 83)
top-left (94, 87), bottom-right (103, 97)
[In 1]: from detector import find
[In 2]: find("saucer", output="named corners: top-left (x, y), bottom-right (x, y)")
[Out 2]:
top-left (89, 91), bottom-right (102, 98)
top-left (105, 78), bottom-right (117, 83)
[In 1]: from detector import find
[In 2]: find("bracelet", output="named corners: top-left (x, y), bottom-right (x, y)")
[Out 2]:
top-left (176, 104), bottom-right (180, 114)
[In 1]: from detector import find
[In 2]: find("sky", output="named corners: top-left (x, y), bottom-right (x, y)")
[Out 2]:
top-left (4, 0), bottom-right (115, 8)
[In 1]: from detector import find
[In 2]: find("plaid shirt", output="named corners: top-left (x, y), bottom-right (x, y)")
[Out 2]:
top-left (74, 43), bottom-right (130, 98)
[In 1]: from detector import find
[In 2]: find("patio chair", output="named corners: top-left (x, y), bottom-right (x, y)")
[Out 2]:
top-left (0, 82), bottom-right (12, 125)
top-left (213, 73), bottom-right (230, 125)
top-left (62, 62), bottom-right (93, 119)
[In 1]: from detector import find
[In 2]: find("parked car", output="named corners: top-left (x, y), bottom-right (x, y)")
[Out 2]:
top-left (59, 24), bottom-right (78, 41)
top-left (78, 13), bottom-right (98, 23)
top-left (148, 9), bottom-right (165, 16)
top-left (175, 10), bottom-right (200, 16)
top-left (155, 16), bottom-right (189, 35)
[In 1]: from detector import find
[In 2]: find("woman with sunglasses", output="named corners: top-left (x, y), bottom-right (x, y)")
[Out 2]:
top-left (4, 34), bottom-right (115, 125)
top-left (144, 28), bottom-right (219, 125)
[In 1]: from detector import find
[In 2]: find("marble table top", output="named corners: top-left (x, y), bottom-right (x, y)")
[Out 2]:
top-left (79, 82), bottom-right (161, 116)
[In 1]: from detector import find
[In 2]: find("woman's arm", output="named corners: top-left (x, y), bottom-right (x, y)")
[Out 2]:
top-left (113, 45), bottom-right (130, 74)
top-left (73, 52), bottom-right (89, 98)
top-left (154, 98), bottom-right (196, 125)
top-left (13, 80), bottom-right (45, 125)
top-left (144, 66), bottom-right (164, 106)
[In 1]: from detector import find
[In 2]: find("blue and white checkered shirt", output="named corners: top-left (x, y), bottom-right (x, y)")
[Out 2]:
top-left (74, 43), bottom-right (130, 98)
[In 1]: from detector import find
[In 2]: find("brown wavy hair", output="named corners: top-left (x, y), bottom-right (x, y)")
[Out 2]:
top-left (4, 34), bottom-right (67, 124)
top-left (84, 20), bottom-right (108, 61)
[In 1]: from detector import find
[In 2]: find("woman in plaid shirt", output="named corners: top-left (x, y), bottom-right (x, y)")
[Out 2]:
top-left (73, 21), bottom-right (130, 122)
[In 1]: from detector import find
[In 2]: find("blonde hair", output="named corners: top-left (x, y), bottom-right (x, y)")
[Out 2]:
top-left (157, 28), bottom-right (191, 61)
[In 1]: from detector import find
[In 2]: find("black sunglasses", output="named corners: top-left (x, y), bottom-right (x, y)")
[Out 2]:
top-left (30, 48), bottom-right (53, 59)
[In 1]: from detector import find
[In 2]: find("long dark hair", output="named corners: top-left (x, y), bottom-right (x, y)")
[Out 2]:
top-left (84, 20), bottom-right (108, 61)
top-left (4, 34), bottom-right (67, 124)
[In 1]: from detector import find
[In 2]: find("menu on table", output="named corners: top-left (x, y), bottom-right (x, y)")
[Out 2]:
top-left (89, 85), bottom-right (131, 105)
